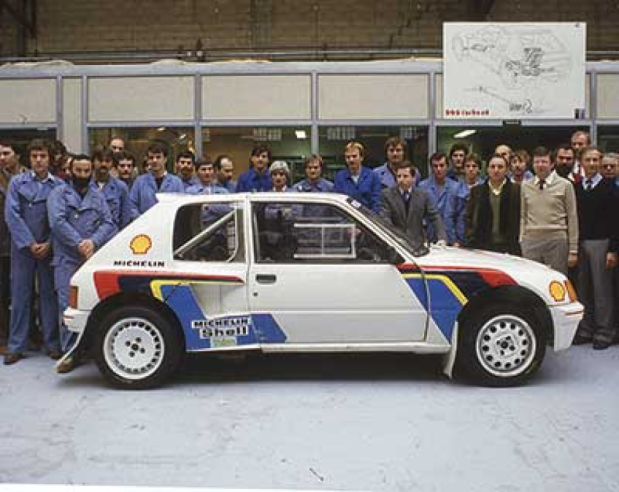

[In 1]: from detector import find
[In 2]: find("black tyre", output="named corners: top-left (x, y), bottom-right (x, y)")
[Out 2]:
top-left (458, 304), bottom-right (546, 387)
top-left (93, 305), bottom-right (184, 389)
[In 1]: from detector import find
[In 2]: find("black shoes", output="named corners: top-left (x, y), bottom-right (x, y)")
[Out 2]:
top-left (572, 333), bottom-right (592, 345)
top-left (592, 339), bottom-right (612, 350)
top-left (3, 352), bottom-right (24, 365)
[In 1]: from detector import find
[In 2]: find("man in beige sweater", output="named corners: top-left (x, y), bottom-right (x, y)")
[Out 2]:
top-left (520, 146), bottom-right (579, 276)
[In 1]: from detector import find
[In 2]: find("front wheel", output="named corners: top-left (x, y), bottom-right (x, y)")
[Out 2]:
top-left (457, 304), bottom-right (546, 387)
top-left (93, 306), bottom-right (184, 389)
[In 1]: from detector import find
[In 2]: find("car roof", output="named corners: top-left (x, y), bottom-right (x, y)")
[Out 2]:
top-left (155, 192), bottom-right (352, 207)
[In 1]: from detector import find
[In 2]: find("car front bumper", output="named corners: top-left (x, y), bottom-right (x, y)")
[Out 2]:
top-left (63, 307), bottom-right (90, 335)
top-left (549, 301), bottom-right (584, 351)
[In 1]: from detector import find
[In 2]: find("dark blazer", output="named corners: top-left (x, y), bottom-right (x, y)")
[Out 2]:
top-left (379, 186), bottom-right (447, 249)
top-left (465, 179), bottom-right (521, 255)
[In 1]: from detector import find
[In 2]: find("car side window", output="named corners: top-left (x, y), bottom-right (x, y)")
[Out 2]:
top-left (252, 202), bottom-right (390, 264)
top-left (173, 202), bottom-right (244, 262)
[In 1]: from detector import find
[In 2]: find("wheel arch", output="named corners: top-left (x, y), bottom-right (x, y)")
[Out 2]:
top-left (82, 292), bottom-right (186, 352)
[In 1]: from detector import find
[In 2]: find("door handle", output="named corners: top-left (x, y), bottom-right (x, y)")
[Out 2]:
top-left (256, 274), bottom-right (277, 284)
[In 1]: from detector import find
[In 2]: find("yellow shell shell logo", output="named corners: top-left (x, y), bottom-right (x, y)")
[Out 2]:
top-left (130, 234), bottom-right (152, 255)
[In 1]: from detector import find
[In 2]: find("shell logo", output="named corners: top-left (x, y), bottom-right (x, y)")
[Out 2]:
top-left (130, 234), bottom-right (152, 255)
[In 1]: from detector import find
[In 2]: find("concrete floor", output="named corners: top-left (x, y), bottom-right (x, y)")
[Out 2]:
top-left (0, 346), bottom-right (618, 492)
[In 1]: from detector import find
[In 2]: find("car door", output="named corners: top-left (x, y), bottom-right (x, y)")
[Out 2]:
top-left (247, 199), bottom-right (428, 345)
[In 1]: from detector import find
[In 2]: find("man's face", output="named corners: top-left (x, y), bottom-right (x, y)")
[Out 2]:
top-left (386, 144), bottom-right (405, 168)
top-left (117, 158), bottom-right (134, 180)
top-left (581, 150), bottom-right (601, 178)
top-left (495, 145), bottom-right (512, 161)
top-left (396, 168), bottom-right (414, 191)
top-left (345, 149), bottom-right (363, 174)
top-left (196, 164), bottom-right (215, 185)
top-left (571, 132), bottom-right (588, 151)
top-left (510, 156), bottom-right (527, 176)
top-left (464, 160), bottom-right (480, 181)
top-left (110, 138), bottom-right (125, 153)
top-left (555, 148), bottom-right (575, 171)
top-left (30, 149), bottom-right (50, 177)
top-left (0, 145), bottom-right (18, 171)
top-left (217, 158), bottom-right (234, 183)
top-left (94, 157), bottom-right (114, 181)
top-left (431, 157), bottom-right (448, 181)
top-left (451, 150), bottom-right (466, 171)
top-left (176, 157), bottom-right (194, 179)
top-left (251, 152), bottom-right (270, 172)
top-left (72, 159), bottom-right (93, 181)
top-left (148, 151), bottom-right (166, 174)
top-left (533, 154), bottom-right (553, 179)
top-left (601, 157), bottom-right (618, 179)
top-left (305, 160), bottom-right (322, 182)
top-left (487, 157), bottom-right (508, 183)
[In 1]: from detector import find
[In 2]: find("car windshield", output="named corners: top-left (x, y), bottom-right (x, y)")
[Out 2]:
top-left (346, 198), bottom-right (429, 257)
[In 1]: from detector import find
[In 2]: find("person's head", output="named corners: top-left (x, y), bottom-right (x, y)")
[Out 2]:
top-left (396, 161), bottom-right (417, 192)
top-left (304, 154), bottom-right (324, 182)
top-left (495, 144), bottom-right (513, 162)
top-left (195, 157), bottom-right (215, 185)
top-left (553, 144), bottom-right (576, 177)
top-left (50, 140), bottom-right (67, 172)
top-left (532, 146), bottom-right (553, 180)
top-left (70, 154), bottom-right (94, 190)
top-left (449, 143), bottom-right (469, 173)
top-left (384, 137), bottom-right (407, 169)
top-left (509, 149), bottom-right (530, 178)
top-left (27, 139), bottom-right (52, 178)
top-left (580, 146), bottom-right (603, 179)
top-left (570, 130), bottom-right (590, 155)
top-left (250, 145), bottom-right (272, 173)
top-left (146, 142), bottom-right (169, 177)
top-left (601, 153), bottom-right (619, 180)
top-left (109, 137), bottom-right (125, 154)
top-left (116, 150), bottom-right (136, 181)
top-left (430, 152), bottom-right (448, 182)
top-left (175, 150), bottom-right (195, 179)
top-left (92, 147), bottom-right (117, 182)
top-left (62, 154), bottom-right (74, 177)
top-left (487, 154), bottom-right (509, 186)
top-left (464, 153), bottom-right (482, 184)
top-left (214, 154), bottom-right (234, 184)
top-left (344, 141), bottom-right (364, 175)
top-left (270, 160), bottom-right (290, 191)
top-left (0, 140), bottom-right (20, 173)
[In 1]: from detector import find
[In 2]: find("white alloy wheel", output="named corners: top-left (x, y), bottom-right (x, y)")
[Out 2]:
top-left (475, 314), bottom-right (536, 378)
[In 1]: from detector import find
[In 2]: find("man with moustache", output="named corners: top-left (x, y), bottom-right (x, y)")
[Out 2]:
top-left (91, 147), bottom-right (132, 230)
top-left (175, 150), bottom-right (199, 190)
top-left (214, 154), bottom-right (237, 192)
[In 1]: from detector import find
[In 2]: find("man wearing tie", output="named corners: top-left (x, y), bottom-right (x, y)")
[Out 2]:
top-left (379, 161), bottom-right (446, 251)
top-left (520, 146), bottom-right (579, 276)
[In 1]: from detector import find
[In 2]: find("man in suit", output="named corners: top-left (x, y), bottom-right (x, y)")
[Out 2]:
top-left (379, 161), bottom-right (446, 250)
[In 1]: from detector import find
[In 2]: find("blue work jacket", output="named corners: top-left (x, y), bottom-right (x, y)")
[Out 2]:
top-left (5, 172), bottom-right (61, 251)
top-left (90, 177), bottom-right (132, 230)
top-left (419, 176), bottom-right (460, 244)
top-left (129, 172), bottom-right (184, 218)
top-left (236, 168), bottom-right (272, 192)
top-left (181, 176), bottom-right (200, 191)
top-left (334, 166), bottom-right (382, 212)
top-left (48, 184), bottom-right (117, 264)
top-left (293, 178), bottom-right (334, 193)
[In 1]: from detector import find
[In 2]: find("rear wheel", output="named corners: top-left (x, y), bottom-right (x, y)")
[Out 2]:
top-left (458, 304), bottom-right (546, 386)
top-left (93, 306), bottom-right (183, 389)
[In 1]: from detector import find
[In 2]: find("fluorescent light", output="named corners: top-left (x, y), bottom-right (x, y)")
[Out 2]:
top-left (454, 129), bottom-right (476, 138)
top-left (295, 130), bottom-right (307, 139)
top-left (157, 126), bottom-right (166, 132)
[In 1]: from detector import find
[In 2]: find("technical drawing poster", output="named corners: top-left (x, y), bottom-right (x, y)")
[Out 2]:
top-left (443, 23), bottom-right (586, 119)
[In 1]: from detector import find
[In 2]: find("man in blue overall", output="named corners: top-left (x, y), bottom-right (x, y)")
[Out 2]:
top-left (4, 139), bottom-right (62, 365)
top-left (334, 141), bottom-right (382, 213)
top-left (236, 145), bottom-right (272, 192)
top-left (91, 147), bottom-right (132, 230)
top-left (48, 155), bottom-right (116, 372)
top-left (129, 141), bottom-right (184, 219)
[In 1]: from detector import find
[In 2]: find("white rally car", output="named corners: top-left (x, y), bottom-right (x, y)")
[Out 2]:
top-left (62, 192), bottom-right (582, 389)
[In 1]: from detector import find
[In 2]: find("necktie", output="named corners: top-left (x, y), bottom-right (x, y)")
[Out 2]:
top-left (538, 179), bottom-right (545, 190)
top-left (585, 179), bottom-right (593, 191)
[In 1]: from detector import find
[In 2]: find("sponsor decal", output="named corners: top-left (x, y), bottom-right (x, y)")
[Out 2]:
top-left (130, 234), bottom-right (152, 255)
top-left (192, 316), bottom-right (251, 340)
top-left (113, 260), bottom-right (166, 267)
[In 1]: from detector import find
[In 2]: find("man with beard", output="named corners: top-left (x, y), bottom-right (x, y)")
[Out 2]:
top-left (175, 150), bottom-right (199, 190)
top-left (91, 148), bottom-right (132, 230)
top-left (553, 144), bottom-right (577, 179)
top-left (48, 155), bottom-right (116, 371)
top-left (4, 140), bottom-right (62, 364)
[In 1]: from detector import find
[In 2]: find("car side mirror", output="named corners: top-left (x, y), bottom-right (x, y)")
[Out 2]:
top-left (386, 246), bottom-right (404, 265)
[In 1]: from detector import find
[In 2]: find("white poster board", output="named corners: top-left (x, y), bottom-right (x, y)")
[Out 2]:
top-left (443, 22), bottom-right (586, 119)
